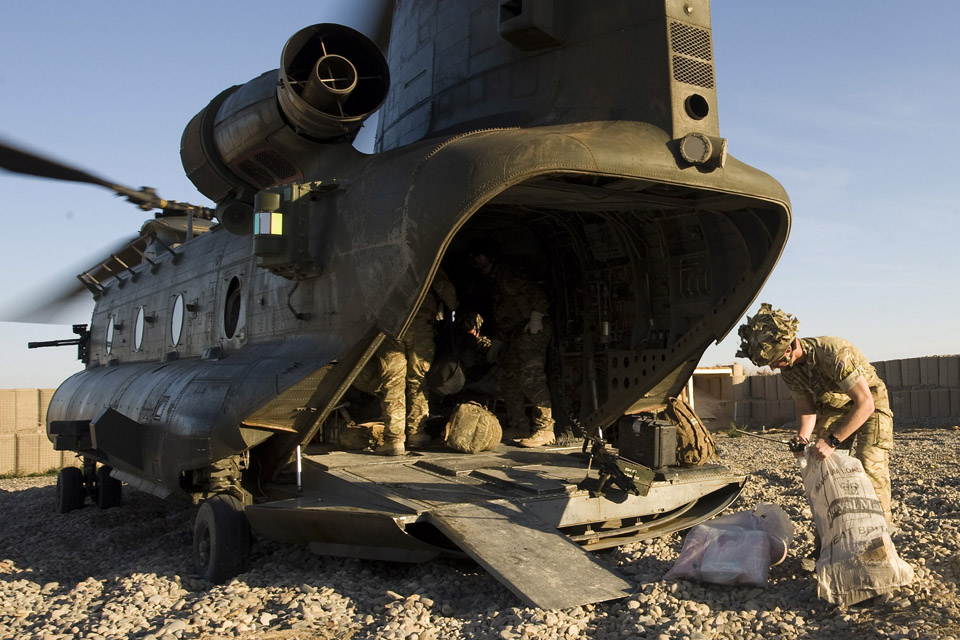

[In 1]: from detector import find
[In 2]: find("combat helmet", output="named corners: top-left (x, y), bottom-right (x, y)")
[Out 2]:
top-left (736, 303), bottom-right (799, 367)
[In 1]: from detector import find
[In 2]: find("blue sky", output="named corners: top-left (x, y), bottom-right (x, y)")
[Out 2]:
top-left (0, 1), bottom-right (957, 388)
top-left (705, 2), bottom-right (960, 369)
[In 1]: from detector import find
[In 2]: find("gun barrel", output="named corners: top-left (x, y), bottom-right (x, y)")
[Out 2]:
top-left (28, 338), bottom-right (81, 349)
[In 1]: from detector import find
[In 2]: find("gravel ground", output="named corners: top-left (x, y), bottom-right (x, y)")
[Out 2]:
top-left (2, 426), bottom-right (959, 640)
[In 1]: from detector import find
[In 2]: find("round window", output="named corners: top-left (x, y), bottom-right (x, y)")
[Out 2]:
top-left (171, 294), bottom-right (184, 346)
top-left (134, 307), bottom-right (145, 352)
top-left (105, 316), bottom-right (115, 355)
top-left (223, 276), bottom-right (242, 339)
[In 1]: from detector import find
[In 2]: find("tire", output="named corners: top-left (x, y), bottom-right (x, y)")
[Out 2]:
top-left (56, 467), bottom-right (84, 513)
top-left (97, 466), bottom-right (122, 509)
top-left (193, 494), bottom-right (251, 583)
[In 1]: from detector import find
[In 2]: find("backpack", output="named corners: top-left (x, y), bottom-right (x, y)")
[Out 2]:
top-left (666, 396), bottom-right (718, 466)
top-left (443, 401), bottom-right (502, 453)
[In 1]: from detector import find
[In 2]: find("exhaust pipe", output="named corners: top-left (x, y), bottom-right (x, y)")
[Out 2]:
top-left (180, 23), bottom-right (390, 219)
top-left (278, 24), bottom-right (390, 141)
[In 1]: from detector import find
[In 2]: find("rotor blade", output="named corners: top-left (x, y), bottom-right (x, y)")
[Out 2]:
top-left (0, 280), bottom-right (93, 325)
top-left (0, 137), bottom-right (117, 189)
top-left (1, 214), bottom-right (215, 325)
top-left (0, 236), bottom-right (137, 325)
top-left (0, 137), bottom-right (210, 215)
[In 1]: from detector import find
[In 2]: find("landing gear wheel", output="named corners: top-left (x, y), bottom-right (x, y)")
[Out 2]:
top-left (193, 494), bottom-right (251, 583)
top-left (96, 466), bottom-right (122, 509)
top-left (56, 467), bottom-right (84, 513)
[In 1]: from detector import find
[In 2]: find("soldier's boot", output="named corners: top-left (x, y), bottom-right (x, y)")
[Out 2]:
top-left (517, 426), bottom-right (555, 448)
top-left (406, 432), bottom-right (432, 448)
top-left (374, 439), bottom-right (405, 456)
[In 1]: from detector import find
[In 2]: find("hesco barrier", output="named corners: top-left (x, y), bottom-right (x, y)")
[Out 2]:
top-left (0, 389), bottom-right (78, 475)
top-left (695, 355), bottom-right (960, 429)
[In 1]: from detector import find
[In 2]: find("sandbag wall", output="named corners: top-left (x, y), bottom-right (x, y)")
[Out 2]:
top-left (0, 389), bottom-right (75, 475)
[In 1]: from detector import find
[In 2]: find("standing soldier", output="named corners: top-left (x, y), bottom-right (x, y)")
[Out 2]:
top-left (354, 268), bottom-right (458, 455)
top-left (736, 303), bottom-right (895, 525)
top-left (353, 341), bottom-right (408, 455)
top-left (404, 267), bottom-right (458, 447)
top-left (468, 240), bottom-right (555, 448)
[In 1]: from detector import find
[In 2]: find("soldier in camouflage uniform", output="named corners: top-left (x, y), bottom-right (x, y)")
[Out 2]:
top-left (404, 268), bottom-right (459, 447)
top-left (469, 241), bottom-right (555, 448)
top-left (737, 303), bottom-right (894, 525)
top-left (353, 341), bottom-right (408, 455)
top-left (354, 268), bottom-right (459, 455)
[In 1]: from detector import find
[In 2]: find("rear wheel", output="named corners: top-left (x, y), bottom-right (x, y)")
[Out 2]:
top-left (56, 467), bottom-right (84, 513)
top-left (96, 466), bottom-right (122, 509)
top-left (193, 494), bottom-right (251, 583)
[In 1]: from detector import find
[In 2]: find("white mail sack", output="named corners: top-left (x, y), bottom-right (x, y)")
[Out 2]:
top-left (800, 449), bottom-right (913, 607)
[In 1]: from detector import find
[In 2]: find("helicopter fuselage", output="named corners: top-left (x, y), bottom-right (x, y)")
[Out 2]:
top-left (48, 117), bottom-right (789, 501)
top-left (26, 0), bottom-right (796, 607)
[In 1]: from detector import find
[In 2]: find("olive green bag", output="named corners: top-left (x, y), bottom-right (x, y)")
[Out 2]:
top-left (443, 401), bottom-right (502, 453)
top-left (666, 396), bottom-right (718, 466)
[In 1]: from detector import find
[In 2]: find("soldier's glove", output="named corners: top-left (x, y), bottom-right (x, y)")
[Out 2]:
top-left (525, 311), bottom-right (544, 335)
top-left (788, 435), bottom-right (809, 453)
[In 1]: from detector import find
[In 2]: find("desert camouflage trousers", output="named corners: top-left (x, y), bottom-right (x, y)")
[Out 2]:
top-left (354, 343), bottom-right (407, 442)
top-left (818, 409), bottom-right (894, 525)
top-left (354, 319), bottom-right (436, 443)
top-left (401, 318), bottom-right (436, 436)
top-left (500, 326), bottom-right (554, 436)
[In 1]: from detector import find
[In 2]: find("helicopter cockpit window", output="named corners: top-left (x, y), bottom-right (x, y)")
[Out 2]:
top-left (134, 306), bottom-right (146, 352)
top-left (105, 316), bottom-right (115, 354)
top-left (171, 294), bottom-right (184, 346)
top-left (223, 276), bottom-right (242, 340)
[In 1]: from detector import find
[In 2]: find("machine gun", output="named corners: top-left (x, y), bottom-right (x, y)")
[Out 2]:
top-left (580, 428), bottom-right (654, 497)
top-left (28, 324), bottom-right (89, 364)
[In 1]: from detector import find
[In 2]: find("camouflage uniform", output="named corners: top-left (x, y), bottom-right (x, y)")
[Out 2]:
top-left (779, 336), bottom-right (894, 524)
top-left (736, 303), bottom-right (798, 368)
top-left (354, 269), bottom-right (458, 446)
top-left (483, 265), bottom-right (554, 440)
top-left (404, 268), bottom-right (458, 437)
top-left (353, 341), bottom-right (407, 443)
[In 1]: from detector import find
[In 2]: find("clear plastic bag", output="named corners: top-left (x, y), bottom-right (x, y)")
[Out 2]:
top-left (799, 449), bottom-right (914, 606)
top-left (665, 504), bottom-right (794, 586)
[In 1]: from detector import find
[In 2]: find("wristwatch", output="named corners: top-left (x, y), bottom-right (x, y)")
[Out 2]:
top-left (826, 433), bottom-right (841, 449)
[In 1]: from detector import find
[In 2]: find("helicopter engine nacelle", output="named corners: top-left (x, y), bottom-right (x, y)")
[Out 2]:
top-left (180, 23), bottom-right (390, 232)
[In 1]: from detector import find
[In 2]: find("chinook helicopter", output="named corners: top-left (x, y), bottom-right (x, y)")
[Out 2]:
top-left (1, 0), bottom-right (790, 609)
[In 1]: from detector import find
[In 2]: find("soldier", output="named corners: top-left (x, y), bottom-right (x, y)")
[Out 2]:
top-left (353, 341), bottom-right (408, 455)
top-left (404, 267), bottom-right (458, 448)
top-left (736, 303), bottom-right (894, 525)
top-left (354, 268), bottom-right (458, 455)
top-left (468, 240), bottom-right (555, 448)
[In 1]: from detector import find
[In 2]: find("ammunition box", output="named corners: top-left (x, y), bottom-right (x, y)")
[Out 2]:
top-left (617, 416), bottom-right (677, 469)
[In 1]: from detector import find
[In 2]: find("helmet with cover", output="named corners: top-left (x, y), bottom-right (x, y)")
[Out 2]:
top-left (736, 303), bottom-right (799, 367)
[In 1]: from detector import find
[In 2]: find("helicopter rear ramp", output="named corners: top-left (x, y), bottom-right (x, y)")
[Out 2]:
top-left (246, 443), bottom-right (746, 609)
top-left (427, 498), bottom-right (631, 610)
